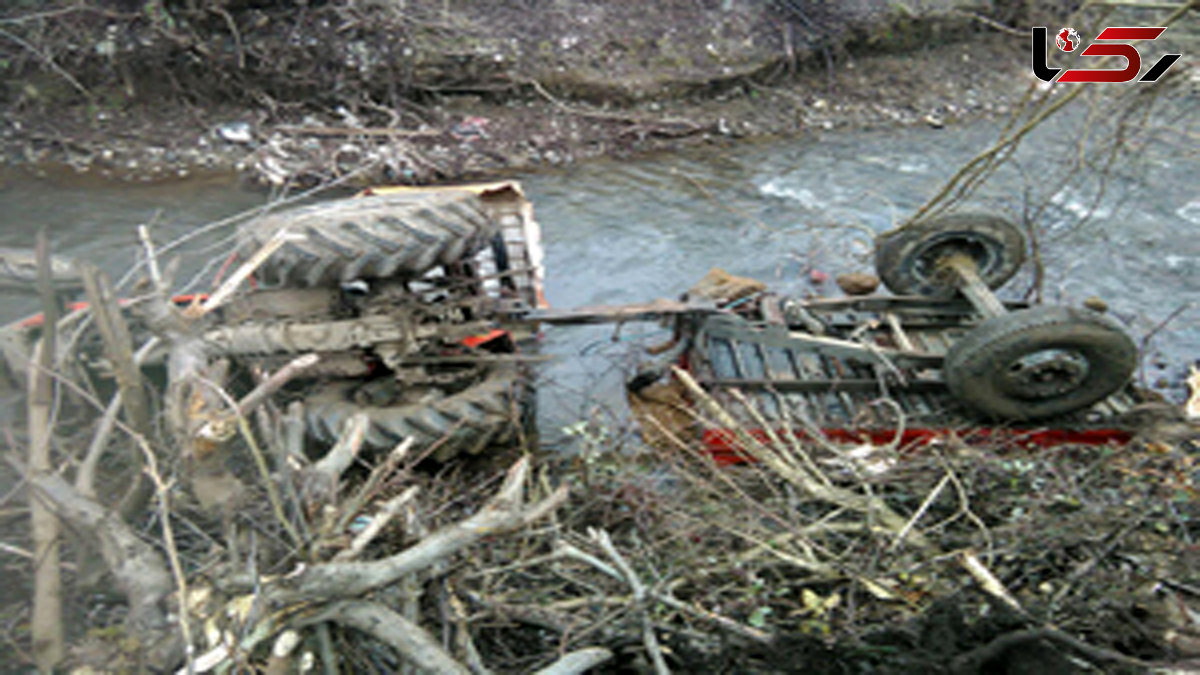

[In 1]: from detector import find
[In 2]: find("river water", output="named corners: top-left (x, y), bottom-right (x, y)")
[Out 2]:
top-left (2, 113), bottom-right (1197, 444)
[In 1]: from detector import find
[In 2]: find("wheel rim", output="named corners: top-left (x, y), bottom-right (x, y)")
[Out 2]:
top-left (910, 233), bottom-right (1000, 290)
top-left (1000, 348), bottom-right (1091, 400)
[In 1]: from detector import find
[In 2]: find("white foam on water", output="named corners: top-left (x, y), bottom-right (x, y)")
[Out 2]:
top-left (1048, 186), bottom-right (1113, 222)
top-left (758, 178), bottom-right (826, 210)
top-left (1177, 200), bottom-right (1200, 225)
top-left (895, 156), bottom-right (931, 174)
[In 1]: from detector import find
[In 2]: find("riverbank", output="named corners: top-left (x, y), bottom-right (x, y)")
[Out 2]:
top-left (0, 1), bottom-right (1036, 186)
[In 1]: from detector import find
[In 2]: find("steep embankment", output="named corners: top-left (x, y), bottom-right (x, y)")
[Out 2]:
top-left (0, 1), bottom-right (1035, 184)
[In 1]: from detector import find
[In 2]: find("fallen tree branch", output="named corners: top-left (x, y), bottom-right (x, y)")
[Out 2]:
top-left (28, 230), bottom-right (63, 671)
top-left (270, 456), bottom-right (567, 605)
top-left (591, 528), bottom-right (670, 675)
top-left (301, 412), bottom-right (368, 517)
top-left (275, 125), bottom-right (441, 138)
top-left (0, 26), bottom-right (92, 99)
top-left (531, 647), bottom-right (614, 675)
top-left (524, 78), bottom-right (701, 130)
top-left (235, 353), bottom-right (320, 418)
top-left (21, 464), bottom-right (178, 666)
top-left (311, 601), bottom-right (470, 675)
top-left (76, 337), bottom-right (160, 500)
top-left (80, 263), bottom-right (155, 519)
top-left (949, 627), bottom-right (1152, 673)
top-left (196, 353), bottom-right (320, 443)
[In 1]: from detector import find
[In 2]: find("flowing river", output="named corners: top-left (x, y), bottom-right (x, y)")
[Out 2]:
top-left (2, 113), bottom-right (1197, 444)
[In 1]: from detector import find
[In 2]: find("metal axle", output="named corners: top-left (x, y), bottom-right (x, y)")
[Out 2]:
top-left (939, 253), bottom-right (1008, 319)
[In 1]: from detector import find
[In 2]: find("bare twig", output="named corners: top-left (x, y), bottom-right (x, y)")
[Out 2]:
top-left (275, 125), bottom-right (440, 137)
top-left (138, 225), bottom-right (166, 294)
top-left (950, 627), bottom-right (1152, 672)
top-left (673, 367), bottom-right (930, 549)
top-left (653, 592), bottom-right (773, 645)
top-left (332, 486), bottom-right (420, 562)
top-left (889, 473), bottom-right (950, 552)
top-left (0, 26), bottom-right (92, 99)
top-left (142, 437), bottom-right (196, 674)
top-left (591, 528), bottom-right (671, 675)
top-left (1138, 301), bottom-right (1194, 388)
top-left (525, 78), bottom-right (700, 130)
top-left (195, 231), bottom-right (301, 316)
top-left (334, 437), bottom-right (414, 534)
top-left (959, 550), bottom-right (1030, 620)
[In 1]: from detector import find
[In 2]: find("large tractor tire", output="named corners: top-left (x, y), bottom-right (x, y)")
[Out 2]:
top-left (944, 305), bottom-right (1137, 421)
top-left (237, 191), bottom-right (499, 288)
top-left (304, 364), bottom-right (527, 461)
top-left (875, 213), bottom-right (1026, 299)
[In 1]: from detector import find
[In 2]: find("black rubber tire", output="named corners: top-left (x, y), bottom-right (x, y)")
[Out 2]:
top-left (875, 213), bottom-right (1026, 298)
top-left (944, 306), bottom-right (1137, 421)
top-left (304, 364), bottom-right (526, 461)
top-left (237, 191), bottom-right (498, 288)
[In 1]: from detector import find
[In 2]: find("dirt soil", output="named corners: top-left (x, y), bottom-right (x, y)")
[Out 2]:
top-left (0, 1), bottom-right (1037, 186)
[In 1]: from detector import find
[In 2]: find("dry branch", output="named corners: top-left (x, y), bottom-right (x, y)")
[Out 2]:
top-left (315, 601), bottom-right (470, 675)
top-left (25, 467), bottom-right (178, 665)
top-left (80, 263), bottom-right (155, 518)
top-left (28, 230), bottom-right (63, 671)
top-left (237, 354), bottom-right (320, 417)
top-left (672, 367), bottom-right (931, 550)
top-left (196, 353), bottom-right (320, 443)
top-left (300, 412), bottom-right (368, 514)
top-left (333, 486), bottom-right (420, 562)
top-left (334, 437), bottom-right (414, 534)
top-left (270, 456), bottom-right (567, 605)
top-left (531, 647), bottom-right (615, 675)
top-left (591, 528), bottom-right (671, 675)
top-left (195, 230), bottom-right (300, 316)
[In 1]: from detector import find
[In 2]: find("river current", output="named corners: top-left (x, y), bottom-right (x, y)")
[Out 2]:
top-left (2, 114), bottom-right (1196, 443)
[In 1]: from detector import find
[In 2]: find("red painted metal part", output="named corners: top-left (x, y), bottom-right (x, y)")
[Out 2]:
top-left (700, 427), bottom-right (1133, 465)
top-left (15, 293), bottom-right (210, 329)
top-left (461, 328), bottom-right (509, 349)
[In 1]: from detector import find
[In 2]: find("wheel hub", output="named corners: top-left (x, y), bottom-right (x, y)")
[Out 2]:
top-left (913, 235), bottom-right (995, 288)
top-left (1002, 348), bottom-right (1090, 399)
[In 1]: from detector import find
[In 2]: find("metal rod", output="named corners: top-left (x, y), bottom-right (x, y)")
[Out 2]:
top-left (940, 254), bottom-right (1008, 319)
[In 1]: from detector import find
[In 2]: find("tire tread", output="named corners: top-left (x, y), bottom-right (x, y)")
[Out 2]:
top-left (238, 191), bottom-right (497, 288)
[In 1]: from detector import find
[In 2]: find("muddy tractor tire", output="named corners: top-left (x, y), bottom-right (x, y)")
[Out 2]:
top-left (304, 364), bottom-right (526, 461)
top-left (237, 191), bottom-right (499, 288)
top-left (944, 306), bottom-right (1137, 421)
top-left (875, 213), bottom-right (1026, 299)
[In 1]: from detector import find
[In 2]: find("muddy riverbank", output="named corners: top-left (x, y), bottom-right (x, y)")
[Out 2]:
top-left (0, 1), bottom-right (1043, 185)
